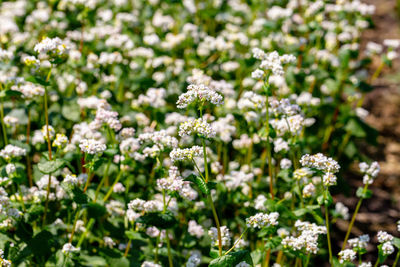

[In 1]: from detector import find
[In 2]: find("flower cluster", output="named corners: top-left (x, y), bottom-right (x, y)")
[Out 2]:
top-left (176, 84), bottom-right (224, 109)
top-left (179, 118), bottom-right (216, 138)
top-left (246, 212), bottom-right (279, 229)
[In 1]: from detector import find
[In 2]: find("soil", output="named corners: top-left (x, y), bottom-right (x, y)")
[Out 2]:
top-left (334, 0), bottom-right (400, 264)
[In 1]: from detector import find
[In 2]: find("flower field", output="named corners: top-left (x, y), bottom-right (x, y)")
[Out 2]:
top-left (0, 0), bottom-right (399, 266)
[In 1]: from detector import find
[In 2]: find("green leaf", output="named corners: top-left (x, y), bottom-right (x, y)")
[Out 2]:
top-left (0, 89), bottom-right (23, 99)
top-left (86, 202), bottom-right (106, 218)
top-left (125, 231), bottom-right (145, 240)
top-left (136, 211), bottom-right (177, 229)
top-left (185, 174), bottom-right (209, 195)
top-left (38, 159), bottom-right (66, 174)
top-left (61, 102), bottom-right (81, 122)
top-left (356, 187), bottom-right (372, 199)
top-left (393, 237), bottom-right (400, 249)
top-left (345, 118), bottom-right (366, 138)
top-left (210, 248), bottom-right (220, 259)
top-left (72, 187), bottom-right (88, 204)
top-left (209, 250), bottom-right (253, 267)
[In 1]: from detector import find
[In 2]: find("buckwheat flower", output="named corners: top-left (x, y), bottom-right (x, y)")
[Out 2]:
top-left (302, 183), bottom-right (316, 198)
top-left (251, 69), bottom-right (264, 79)
top-left (119, 128), bottom-right (136, 139)
top-left (5, 164), bottom-right (16, 176)
top-left (293, 168), bottom-right (312, 180)
top-left (235, 262), bottom-right (250, 267)
top-left (53, 133), bottom-right (68, 148)
top-left (278, 228), bottom-right (289, 238)
top-left (383, 39), bottom-right (400, 49)
top-left (348, 234), bottom-right (370, 249)
top-left (179, 118), bottom-right (216, 138)
top-left (300, 153), bottom-right (340, 173)
top-left (79, 139), bottom-right (106, 155)
top-left (338, 249), bottom-right (356, 264)
top-left (359, 262), bottom-right (372, 267)
top-left (104, 237), bottom-right (115, 248)
top-left (188, 220), bottom-right (204, 238)
top-left (282, 220), bottom-right (326, 254)
top-left (41, 125), bottom-right (55, 141)
top-left (23, 55), bottom-right (40, 68)
top-left (359, 161), bottom-right (380, 185)
top-left (254, 194), bottom-right (267, 211)
top-left (62, 243), bottom-right (80, 254)
top-left (377, 231), bottom-right (393, 243)
top-left (176, 83), bottom-right (223, 109)
top-left (113, 183), bottom-right (125, 193)
top-left (253, 49), bottom-right (296, 76)
top-left (63, 174), bottom-right (78, 185)
top-left (335, 202), bottom-right (349, 220)
top-left (246, 212), bottom-right (279, 229)
top-left (34, 37), bottom-right (68, 57)
top-left (397, 220), bottom-right (400, 232)
top-left (0, 144), bottom-right (27, 160)
top-left (3, 115), bottom-right (18, 127)
top-left (92, 108), bottom-right (122, 131)
top-left (120, 138), bottom-right (140, 156)
top-left (186, 252), bottom-right (201, 267)
top-left (322, 172), bottom-right (337, 186)
top-left (209, 226), bottom-right (231, 247)
top-left (274, 138), bottom-right (289, 153)
top-left (0, 249), bottom-right (11, 267)
top-left (11, 82), bottom-right (45, 99)
top-left (141, 261), bottom-right (161, 267)
top-left (280, 158), bottom-right (292, 169)
top-left (170, 146), bottom-right (203, 162)
top-left (382, 242), bottom-right (395, 256)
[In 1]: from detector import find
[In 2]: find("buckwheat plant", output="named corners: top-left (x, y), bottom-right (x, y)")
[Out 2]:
top-left (0, 0), bottom-right (399, 266)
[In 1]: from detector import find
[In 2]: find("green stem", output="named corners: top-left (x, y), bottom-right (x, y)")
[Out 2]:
top-left (103, 169), bottom-right (123, 202)
top-left (162, 190), bottom-right (173, 267)
top-left (392, 250), bottom-right (400, 267)
top-left (94, 159), bottom-right (111, 202)
top-left (342, 184), bottom-right (369, 250)
top-left (0, 102), bottom-right (7, 146)
top-left (225, 228), bottom-right (248, 255)
top-left (166, 230), bottom-right (173, 267)
top-left (304, 254), bottom-right (311, 267)
top-left (44, 69), bottom-right (52, 160)
top-left (77, 218), bottom-right (95, 248)
top-left (201, 138), bottom-right (209, 183)
top-left (324, 203), bottom-right (333, 265)
top-left (264, 76), bottom-right (274, 199)
top-left (68, 209), bottom-right (80, 243)
top-left (42, 173), bottom-right (52, 226)
top-left (208, 194), bottom-right (222, 256)
top-left (297, 181), bottom-right (304, 208)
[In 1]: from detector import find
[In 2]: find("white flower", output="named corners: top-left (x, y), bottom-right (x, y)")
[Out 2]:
top-left (0, 145), bottom-right (27, 160)
top-left (235, 262), bottom-right (250, 267)
top-left (170, 146), bottom-right (203, 162)
top-left (300, 153), bottom-right (340, 173)
top-left (335, 202), bottom-right (349, 220)
top-left (62, 243), bottom-right (80, 254)
top-left (382, 242), bottom-right (395, 256)
top-left (302, 183), bottom-right (316, 198)
top-left (177, 83), bottom-right (223, 109)
top-left (79, 139), bottom-right (106, 155)
top-left (377, 231), bottom-right (393, 243)
top-left (209, 226), bottom-right (231, 247)
top-left (34, 37), bottom-right (68, 56)
top-left (179, 118), bottom-right (216, 138)
top-left (338, 249), bottom-right (356, 263)
top-left (188, 220), bottom-right (204, 238)
top-left (246, 212), bottom-right (279, 228)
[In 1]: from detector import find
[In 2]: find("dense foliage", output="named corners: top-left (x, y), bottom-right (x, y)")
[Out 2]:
top-left (0, 0), bottom-right (399, 266)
